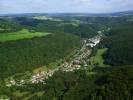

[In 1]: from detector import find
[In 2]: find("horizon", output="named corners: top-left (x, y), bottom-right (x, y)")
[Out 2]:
top-left (0, 10), bottom-right (133, 15)
top-left (0, 0), bottom-right (133, 14)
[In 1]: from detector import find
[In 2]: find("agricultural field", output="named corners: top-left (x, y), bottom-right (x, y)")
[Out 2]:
top-left (0, 29), bottom-right (50, 42)
top-left (90, 48), bottom-right (108, 67)
top-left (33, 16), bottom-right (63, 21)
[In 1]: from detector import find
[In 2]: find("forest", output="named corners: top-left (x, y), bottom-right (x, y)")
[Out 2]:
top-left (0, 32), bottom-right (80, 79)
top-left (101, 21), bottom-right (133, 65)
top-left (0, 15), bottom-right (133, 100)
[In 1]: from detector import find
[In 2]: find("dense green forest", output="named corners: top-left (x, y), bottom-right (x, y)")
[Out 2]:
top-left (0, 15), bottom-right (133, 100)
top-left (0, 32), bottom-right (80, 79)
top-left (0, 18), bottom-right (21, 33)
top-left (101, 21), bottom-right (133, 65)
top-left (12, 17), bottom-right (100, 38)
top-left (88, 65), bottom-right (133, 100)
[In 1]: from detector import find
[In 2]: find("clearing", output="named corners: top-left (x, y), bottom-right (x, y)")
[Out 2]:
top-left (33, 16), bottom-right (62, 21)
top-left (90, 48), bottom-right (108, 67)
top-left (0, 29), bottom-right (51, 42)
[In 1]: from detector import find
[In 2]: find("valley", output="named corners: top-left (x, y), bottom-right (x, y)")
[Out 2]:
top-left (0, 14), bottom-right (133, 100)
top-left (4, 34), bottom-right (101, 87)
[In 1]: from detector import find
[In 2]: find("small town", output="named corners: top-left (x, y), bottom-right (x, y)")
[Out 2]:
top-left (5, 34), bottom-right (101, 87)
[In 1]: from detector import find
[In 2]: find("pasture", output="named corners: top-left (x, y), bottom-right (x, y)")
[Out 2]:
top-left (90, 48), bottom-right (108, 67)
top-left (0, 29), bottom-right (50, 42)
top-left (33, 16), bottom-right (63, 21)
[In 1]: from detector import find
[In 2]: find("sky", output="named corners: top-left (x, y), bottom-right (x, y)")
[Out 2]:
top-left (0, 0), bottom-right (133, 14)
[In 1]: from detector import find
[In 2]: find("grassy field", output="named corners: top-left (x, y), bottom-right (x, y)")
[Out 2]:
top-left (33, 16), bottom-right (62, 21)
top-left (90, 48), bottom-right (108, 67)
top-left (0, 29), bottom-right (51, 42)
top-left (33, 16), bottom-right (52, 20)
top-left (13, 91), bottom-right (29, 97)
top-left (0, 95), bottom-right (9, 100)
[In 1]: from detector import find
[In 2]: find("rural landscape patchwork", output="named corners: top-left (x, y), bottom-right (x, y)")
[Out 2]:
top-left (0, 0), bottom-right (133, 100)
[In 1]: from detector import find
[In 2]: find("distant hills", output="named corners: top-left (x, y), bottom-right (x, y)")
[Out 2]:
top-left (0, 10), bottom-right (133, 17)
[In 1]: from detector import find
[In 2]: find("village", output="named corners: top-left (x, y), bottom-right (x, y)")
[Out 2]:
top-left (5, 34), bottom-right (102, 87)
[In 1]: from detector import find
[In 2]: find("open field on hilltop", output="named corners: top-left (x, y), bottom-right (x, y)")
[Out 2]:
top-left (33, 16), bottom-right (63, 21)
top-left (0, 29), bottom-right (50, 42)
top-left (33, 16), bottom-right (52, 20)
top-left (90, 48), bottom-right (108, 67)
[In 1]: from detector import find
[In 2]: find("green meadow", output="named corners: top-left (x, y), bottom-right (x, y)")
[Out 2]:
top-left (90, 48), bottom-right (108, 67)
top-left (0, 29), bottom-right (50, 42)
top-left (33, 16), bottom-right (62, 21)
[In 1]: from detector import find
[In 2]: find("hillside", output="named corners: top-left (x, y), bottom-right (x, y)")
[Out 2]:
top-left (0, 15), bottom-right (133, 100)
top-left (101, 21), bottom-right (133, 65)
top-left (0, 31), bottom-right (80, 79)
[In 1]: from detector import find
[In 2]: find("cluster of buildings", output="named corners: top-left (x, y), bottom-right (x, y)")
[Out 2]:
top-left (84, 35), bottom-right (101, 48)
top-left (6, 70), bottom-right (55, 87)
top-left (60, 38), bottom-right (93, 72)
top-left (61, 50), bottom-right (91, 72)
top-left (6, 79), bottom-right (25, 87)
top-left (5, 34), bottom-right (101, 87)
top-left (30, 70), bottom-right (55, 84)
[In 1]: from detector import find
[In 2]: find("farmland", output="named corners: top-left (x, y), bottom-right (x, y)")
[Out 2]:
top-left (33, 16), bottom-right (63, 21)
top-left (0, 29), bottom-right (50, 42)
top-left (90, 48), bottom-right (108, 67)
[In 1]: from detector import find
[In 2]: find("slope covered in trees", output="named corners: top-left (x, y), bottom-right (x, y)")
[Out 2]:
top-left (0, 15), bottom-right (133, 99)
top-left (101, 21), bottom-right (133, 65)
top-left (0, 18), bottom-right (21, 33)
top-left (88, 65), bottom-right (133, 100)
top-left (0, 32), bottom-right (80, 79)
top-left (12, 17), bottom-right (102, 38)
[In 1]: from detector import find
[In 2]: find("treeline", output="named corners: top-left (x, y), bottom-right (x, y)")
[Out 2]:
top-left (88, 65), bottom-right (133, 100)
top-left (12, 17), bottom-right (100, 38)
top-left (1, 16), bottom-right (130, 38)
top-left (101, 21), bottom-right (133, 65)
top-left (0, 18), bottom-right (21, 33)
top-left (0, 32), bottom-right (80, 79)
